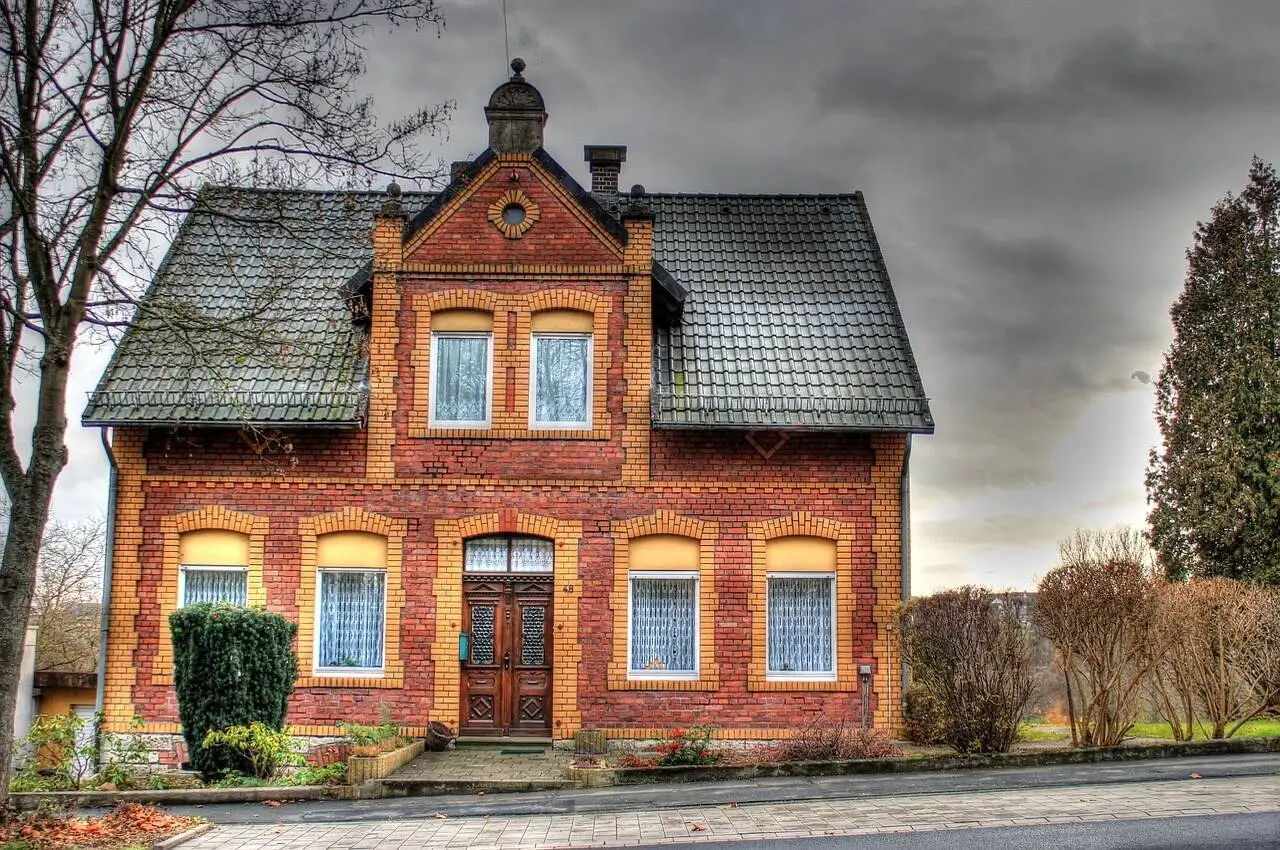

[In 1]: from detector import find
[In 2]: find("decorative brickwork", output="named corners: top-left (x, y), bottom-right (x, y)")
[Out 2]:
top-left (152, 506), bottom-right (269, 685)
top-left (608, 512), bottom-right (719, 691)
top-left (295, 507), bottom-right (407, 688)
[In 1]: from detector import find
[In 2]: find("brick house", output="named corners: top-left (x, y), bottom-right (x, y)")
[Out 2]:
top-left (83, 61), bottom-right (932, 751)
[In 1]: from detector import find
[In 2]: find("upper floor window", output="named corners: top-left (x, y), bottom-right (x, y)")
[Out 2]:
top-left (530, 309), bottom-right (594, 429)
top-left (430, 310), bottom-right (493, 428)
top-left (179, 530), bottom-right (249, 607)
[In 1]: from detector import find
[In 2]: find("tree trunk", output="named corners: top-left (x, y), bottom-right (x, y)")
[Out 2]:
top-left (0, 489), bottom-right (59, 815)
top-left (0, 347), bottom-right (72, 816)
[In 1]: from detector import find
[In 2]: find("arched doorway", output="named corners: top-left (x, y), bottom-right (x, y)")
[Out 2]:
top-left (459, 535), bottom-right (553, 737)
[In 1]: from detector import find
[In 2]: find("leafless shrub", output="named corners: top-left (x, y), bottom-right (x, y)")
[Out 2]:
top-left (1035, 528), bottom-right (1168, 747)
top-left (1152, 579), bottom-right (1280, 739)
top-left (766, 717), bottom-right (901, 762)
top-left (899, 586), bottom-right (1034, 754)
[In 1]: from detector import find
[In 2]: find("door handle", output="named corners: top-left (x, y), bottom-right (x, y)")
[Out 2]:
top-left (503, 651), bottom-right (510, 670)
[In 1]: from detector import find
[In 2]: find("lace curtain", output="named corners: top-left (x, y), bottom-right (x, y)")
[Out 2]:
top-left (464, 537), bottom-right (553, 572)
top-left (318, 570), bottom-right (385, 669)
top-left (630, 577), bottom-right (696, 673)
top-left (534, 336), bottom-right (589, 424)
top-left (767, 576), bottom-right (834, 674)
top-left (182, 568), bottom-right (247, 606)
top-left (434, 335), bottom-right (489, 422)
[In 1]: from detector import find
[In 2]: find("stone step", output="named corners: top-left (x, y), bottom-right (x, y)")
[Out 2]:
top-left (377, 777), bottom-right (581, 798)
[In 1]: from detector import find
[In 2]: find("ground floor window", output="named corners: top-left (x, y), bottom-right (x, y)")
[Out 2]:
top-left (629, 572), bottom-right (698, 678)
top-left (316, 569), bottom-right (386, 674)
top-left (766, 573), bottom-right (836, 679)
top-left (179, 566), bottom-right (247, 607)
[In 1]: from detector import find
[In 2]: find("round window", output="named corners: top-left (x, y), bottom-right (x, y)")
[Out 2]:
top-left (502, 204), bottom-right (526, 226)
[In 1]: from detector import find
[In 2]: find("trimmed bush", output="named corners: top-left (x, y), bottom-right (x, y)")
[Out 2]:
top-left (170, 603), bottom-right (298, 778)
top-left (899, 586), bottom-right (1034, 754)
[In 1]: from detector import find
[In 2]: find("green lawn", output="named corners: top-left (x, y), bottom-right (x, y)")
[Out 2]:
top-left (1127, 718), bottom-right (1280, 740)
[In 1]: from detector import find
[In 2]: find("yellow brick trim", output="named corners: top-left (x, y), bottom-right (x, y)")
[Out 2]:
top-left (431, 513), bottom-right (583, 738)
top-left (869, 433), bottom-right (907, 732)
top-left (408, 287), bottom-right (612, 439)
top-left (621, 217), bottom-right (653, 484)
top-left (296, 507), bottom-right (407, 687)
top-left (401, 263), bottom-right (630, 276)
top-left (608, 512), bottom-right (719, 690)
top-left (747, 513), bottom-right (858, 692)
top-left (135, 474), bottom-right (877, 492)
top-left (103, 430), bottom-right (147, 729)
top-left (152, 506), bottom-right (269, 685)
top-left (365, 269), bottom-right (401, 480)
top-left (598, 727), bottom-right (802, 741)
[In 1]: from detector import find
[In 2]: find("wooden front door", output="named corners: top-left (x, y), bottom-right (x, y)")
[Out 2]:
top-left (460, 576), bottom-right (553, 736)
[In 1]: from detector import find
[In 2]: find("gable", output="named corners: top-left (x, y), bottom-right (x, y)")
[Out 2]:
top-left (405, 155), bottom-right (624, 266)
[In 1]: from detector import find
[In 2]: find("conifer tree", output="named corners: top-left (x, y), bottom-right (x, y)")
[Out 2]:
top-left (1147, 158), bottom-right (1280, 585)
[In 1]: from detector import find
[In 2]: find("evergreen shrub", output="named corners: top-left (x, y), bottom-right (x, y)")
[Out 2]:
top-left (170, 603), bottom-right (298, 777)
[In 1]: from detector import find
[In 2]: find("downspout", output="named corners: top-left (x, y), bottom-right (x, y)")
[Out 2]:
top-left (899, 435), bottom-right (912, 719)
top-left (94, 428), bottom-right (118, 762)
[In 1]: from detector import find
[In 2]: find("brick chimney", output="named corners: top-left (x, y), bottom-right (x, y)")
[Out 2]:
top-left (584, 145), bottom-right (627, 208)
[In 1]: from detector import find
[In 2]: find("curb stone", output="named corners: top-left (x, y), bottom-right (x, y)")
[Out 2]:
top-left (152, 821), bottom-right (214, 849)
top-left (570, 735), bottom-right (1280, 788)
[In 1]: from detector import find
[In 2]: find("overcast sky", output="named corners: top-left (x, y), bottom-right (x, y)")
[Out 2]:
top-left (54, 0), bottom-right (1280, 593)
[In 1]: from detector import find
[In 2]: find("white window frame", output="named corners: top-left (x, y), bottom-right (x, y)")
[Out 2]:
top-left (626, 570), bottom-right (700, 681)
top-left (314, 567), bottom-right (388, 678)
top-left (529, 332), bottom-right (593, 429)
top-left (177, 564), bottom-right (249, 608)
top-left (429, 331), bottom-right (493, 429)
top-left (765, 571), bottom-right (838, 682)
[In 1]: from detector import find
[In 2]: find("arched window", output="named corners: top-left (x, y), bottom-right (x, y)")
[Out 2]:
top-left (765, 536), bottom-right (837, 680)
top-left (315, 532), bottom-right (388, 675)
top-left (178, 530), bottom-right (250, 607)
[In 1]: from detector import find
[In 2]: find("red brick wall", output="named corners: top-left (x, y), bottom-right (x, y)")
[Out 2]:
top-left (126, 438), bottom-right (890, 733)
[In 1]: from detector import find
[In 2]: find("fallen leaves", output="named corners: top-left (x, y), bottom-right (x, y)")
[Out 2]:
top-left (0, 802), bottom-right (203, 849)
top-left (1190, 773), bottom-right (1202, 779)
top-left (689, 823), bottom-right (707, 832)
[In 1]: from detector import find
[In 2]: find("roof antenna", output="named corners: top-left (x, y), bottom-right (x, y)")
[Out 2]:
top-left (502, 0), bottom-right (511, 72)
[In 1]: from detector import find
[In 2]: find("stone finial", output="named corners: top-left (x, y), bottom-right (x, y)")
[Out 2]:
top-left (511, 57), bottom-right (526, 78)
top-left (378, 181), bottom-right (405, 218)
top-left (623, 183), bottom-right (651, 220)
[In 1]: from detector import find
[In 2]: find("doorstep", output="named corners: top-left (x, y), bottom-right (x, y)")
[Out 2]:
top-left (375, 740), bottom-right (579, 798)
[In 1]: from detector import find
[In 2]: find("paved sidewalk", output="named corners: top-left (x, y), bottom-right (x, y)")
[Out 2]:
top-left (182, 773), bottom-right (1280, 849)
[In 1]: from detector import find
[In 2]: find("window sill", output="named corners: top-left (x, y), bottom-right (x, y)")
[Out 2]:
top-left (297, 675), bottom-right (403, 689)
top-left (748, 677), bottom-right (849, 692)
top-left (608, 676), bottom-right (718, 691)
top-left (409, 425), bottom-right (610, 441)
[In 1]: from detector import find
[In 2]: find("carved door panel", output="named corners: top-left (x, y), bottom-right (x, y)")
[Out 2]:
top-left (461, 578), bottom-right (552, 736)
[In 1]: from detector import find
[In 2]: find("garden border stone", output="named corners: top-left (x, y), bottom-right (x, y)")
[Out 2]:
top-left (569, 735), bottom-right (1280, 788)
top-left (8, 783), bottom-right (357, 811)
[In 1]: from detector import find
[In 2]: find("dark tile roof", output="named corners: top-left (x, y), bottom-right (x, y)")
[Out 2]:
top-left (648, 193), bottom-right (931, 431)
top-left (84, 178), bottom-right (932, 433)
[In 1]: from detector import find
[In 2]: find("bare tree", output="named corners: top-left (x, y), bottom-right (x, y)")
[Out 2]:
top-left (1154, 579), bottom-right (1280, 739)
top-left (30, 517), bottom-right (104, 672)
top-left (1035, 527), bottom-right (1169, 748)
top-left (0, 0), bottom-right (451, 810)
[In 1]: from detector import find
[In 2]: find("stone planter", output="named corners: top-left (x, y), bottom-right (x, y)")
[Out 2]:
top-left (347, 739), bottom-right (424, 785)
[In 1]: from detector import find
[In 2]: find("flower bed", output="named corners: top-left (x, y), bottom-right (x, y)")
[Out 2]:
top-left (347, 738), bottom-right (424, 785)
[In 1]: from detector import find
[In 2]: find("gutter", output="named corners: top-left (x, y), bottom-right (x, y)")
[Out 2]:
top-left (94, 428), bottom-right (117, 762)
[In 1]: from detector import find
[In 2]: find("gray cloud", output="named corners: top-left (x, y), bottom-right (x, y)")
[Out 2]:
top-left (56, 0), bottom-right (1280, 587)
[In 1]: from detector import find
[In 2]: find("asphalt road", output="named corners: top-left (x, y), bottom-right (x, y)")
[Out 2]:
top-left (627, 812), bottom-right (1280, 849)
top-left (161, 752), bottom-right (1280, 825)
